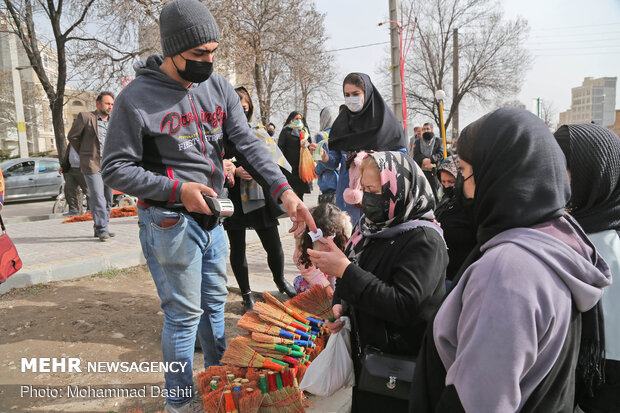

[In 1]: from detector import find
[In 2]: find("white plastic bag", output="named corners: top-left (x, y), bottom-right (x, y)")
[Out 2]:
top-left (299, 316), bottom-right (355, 396)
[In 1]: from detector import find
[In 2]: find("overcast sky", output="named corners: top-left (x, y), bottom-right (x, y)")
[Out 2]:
top-left (312, 0), bottom-right (620, 132)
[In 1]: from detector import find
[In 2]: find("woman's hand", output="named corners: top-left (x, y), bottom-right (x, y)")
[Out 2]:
top-left (307, 237), bottom-right (350, 279)
top-left (324, 304), bottom-right (345, 334)
top-left (309, 143), bottom-right (318, 151)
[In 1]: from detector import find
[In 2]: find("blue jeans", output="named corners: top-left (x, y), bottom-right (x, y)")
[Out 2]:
top-left (84, 172), bottom-right (113, 233)
top-left (138, 206), bottom-right (228, 406)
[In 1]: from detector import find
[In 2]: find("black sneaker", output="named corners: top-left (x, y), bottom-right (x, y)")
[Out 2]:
top-left (94, 231), bottom-right (116, 238)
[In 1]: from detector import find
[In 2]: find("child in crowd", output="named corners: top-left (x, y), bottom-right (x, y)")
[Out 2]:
top-left (293, 203), bottom-right (352, 295)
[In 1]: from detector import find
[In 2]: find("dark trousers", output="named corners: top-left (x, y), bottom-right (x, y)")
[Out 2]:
top-left (226, 226), bottom-right (284, 293)
top-left (63, 168), bottom-right (88, 214)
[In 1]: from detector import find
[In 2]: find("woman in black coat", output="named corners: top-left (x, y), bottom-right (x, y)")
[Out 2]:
top-left (277, 111), bottom-right (312, 200)
top-left (308, 151), bottom-right (447, 412)
top-left (225, 88), bottom-right (296, 312)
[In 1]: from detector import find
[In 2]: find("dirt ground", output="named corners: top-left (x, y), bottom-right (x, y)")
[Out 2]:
top-left (0, 265), bottom-right (253, 413)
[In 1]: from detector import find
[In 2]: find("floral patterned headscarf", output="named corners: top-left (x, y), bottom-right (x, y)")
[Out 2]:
top-left (345, 151), bottom-right (436, 262)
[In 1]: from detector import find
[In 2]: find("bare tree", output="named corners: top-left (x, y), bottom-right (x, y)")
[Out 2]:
top-left (540, 99), bottom-right (556, 130)
top-left (1, 0), bottom-right (143, 159)
top-left (402, 0), bottom-right (530, 133)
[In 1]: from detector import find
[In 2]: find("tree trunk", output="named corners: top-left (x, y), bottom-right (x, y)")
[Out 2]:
top-left (50, 97), bottom-right (67, 160)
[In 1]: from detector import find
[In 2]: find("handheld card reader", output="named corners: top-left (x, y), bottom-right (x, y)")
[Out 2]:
top-left (203, 195), bottom-right (234, 218)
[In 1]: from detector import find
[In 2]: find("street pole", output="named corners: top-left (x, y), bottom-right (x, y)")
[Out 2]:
top-left (452, 28), bottom-right (459, 140)
top-left (435, 90), bottom-right (448, 159)
top-left (9, 35), bottom-right (29, 158)
top-left (388, 0), bottom-right (404, 130)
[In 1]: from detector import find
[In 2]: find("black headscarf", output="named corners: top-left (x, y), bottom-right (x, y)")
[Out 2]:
top-left (463, 107), bottom-right (570, 245)
top-left (554, 123), bottom-right (620, 233)
top-left (410, 108), bottom-right (575, 412)
top-left (283, 111), bottom-right (310, 134)
top-left (329, 73), bottom-right (408, 152)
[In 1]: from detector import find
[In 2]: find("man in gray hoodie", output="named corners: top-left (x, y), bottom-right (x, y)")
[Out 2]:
top-left (101, 1), bottom-right (315, 411)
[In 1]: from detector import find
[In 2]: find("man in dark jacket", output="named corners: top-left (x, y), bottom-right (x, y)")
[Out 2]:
top-left (59, 143), bottom-right (88, 216)
top-left (101, 1), bottom-right (315, 411)
top-left (67, 92), bottom-right (114, 239)
top-left (414, 122), bottom-right (446, 202)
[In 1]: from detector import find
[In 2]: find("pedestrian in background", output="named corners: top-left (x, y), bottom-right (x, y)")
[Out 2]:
top-left (101, 1), bottom-right (315, 410)
top-left (434, 155), bottom-right (476, 282)
top-left (68, 91), bottom-right (115, 240)
top-left (278, 111), bottom-right (312, 201)
top-left (554, 123), bottom-right (620, 413)
top-left (321, 72), bottom-right (408, 224)
top-left (266, 122), bottom-right (276, 138)
top-left (225, 86), bottom-right (296, 312)
top-left (59, 142), bottom-right (89, 216)
top-left (413, 122), bottom-right (446, 202)
top-left (313, 106), bottom-right (338, 204)
top-left (408, 125), bottom-right (421, 155)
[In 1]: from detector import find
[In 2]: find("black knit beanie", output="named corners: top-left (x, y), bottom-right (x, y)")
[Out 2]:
top-left (159, 0), bottom-right (220, 57)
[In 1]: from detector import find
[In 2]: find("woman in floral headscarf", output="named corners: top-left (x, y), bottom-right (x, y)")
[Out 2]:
top-left (308, 151), bottom-right (448, 412)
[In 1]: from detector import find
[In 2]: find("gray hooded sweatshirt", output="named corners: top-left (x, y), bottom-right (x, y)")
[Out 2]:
top-left (101, 55), bottom-right (291, 204)
top-left (434, 216), bottom-right (611, 412)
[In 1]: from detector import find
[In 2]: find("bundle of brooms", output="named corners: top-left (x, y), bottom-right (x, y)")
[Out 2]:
top-left (62, 206), bottom-right (137, 223)
top-left (198, 286), bottom-right (334, 412)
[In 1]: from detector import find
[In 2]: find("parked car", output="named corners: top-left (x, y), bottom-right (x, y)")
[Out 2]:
top-left (0, 157), bottom-right (63, 201)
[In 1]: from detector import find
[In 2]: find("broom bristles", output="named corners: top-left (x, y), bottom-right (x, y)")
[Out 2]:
top-left (238, 388), bottom-right (262, 413)
top-left (264, 292), bottom-right (313, 323)
top-left (257, 313), bottom-right (301, 335)
top-left (238, 312), bottom-right (284, 337)
top-left (254, 302), bottom-right (306, 329)
top-left (222, 339), bottom-right (267, 368)
top-left (252, 332), bottom-right (294, 345)
top-left (286, 285), bottom-right (334, 320)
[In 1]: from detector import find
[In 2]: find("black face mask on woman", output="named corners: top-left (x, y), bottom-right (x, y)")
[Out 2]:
top-left (454, 171), bottom-right (474, 214)
top-left (176, 55), bottom-right (213, 83)
top-left (361, 191), bottom-right (389, 223)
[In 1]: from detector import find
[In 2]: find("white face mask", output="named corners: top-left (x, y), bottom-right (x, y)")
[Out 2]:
top-left (344, 96), bottom-right (364, 113)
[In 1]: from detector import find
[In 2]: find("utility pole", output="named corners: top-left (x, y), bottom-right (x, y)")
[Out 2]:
top-left (389, 0), bottom-right (403, 128)
top-left (9, 35), bottom-right (29, 158)
top-left (452, 28), bottom-right (459, 140)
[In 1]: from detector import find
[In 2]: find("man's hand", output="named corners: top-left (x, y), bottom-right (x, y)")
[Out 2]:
top-left (235, 166), bottom-right (253, 181)
top-left (180, 182), bottom-right (217, 215)
top-left (307, 237), bottom-right (350, 279)
top-left (280, 189), bottom-right (317, 237)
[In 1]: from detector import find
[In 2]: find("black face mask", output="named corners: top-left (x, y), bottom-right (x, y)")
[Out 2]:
top-left (362, 191), bottom-right (389, 223)
top-left (267, 129), bottom-right (275, 137)
top-left (454, 171), bottom-right (474, 214)
top-left (443, 186), bottom-right (455, 199)
top-left (423, 131), bottom-right (434, 141)
top-left (175, 55), bottom-right (213, 83)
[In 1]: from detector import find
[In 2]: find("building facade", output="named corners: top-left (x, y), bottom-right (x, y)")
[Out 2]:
top-left (558, 77), bottom-right (617, 128)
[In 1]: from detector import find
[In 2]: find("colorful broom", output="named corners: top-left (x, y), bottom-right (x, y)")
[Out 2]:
top-left (299, 143), bottom-right (317, 183)
top-left (221, 338), bottom-right (285, 372)
top-left (264, 291), bottom-right (325, 328)
top-left (286, 285), bottom-right (334, 320)
top-left (238, 388), bottom-right (262, 413)
top-left (237, 312), bottom-right (302, 341)
top-left (251, 332), bottom-right (315, 349)
top-left (257, 313), bottom-right (314, 341)
top-left (234, 335), bottom-right (305, 358)
top-left (253, 302), bottom-right (312, 332)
